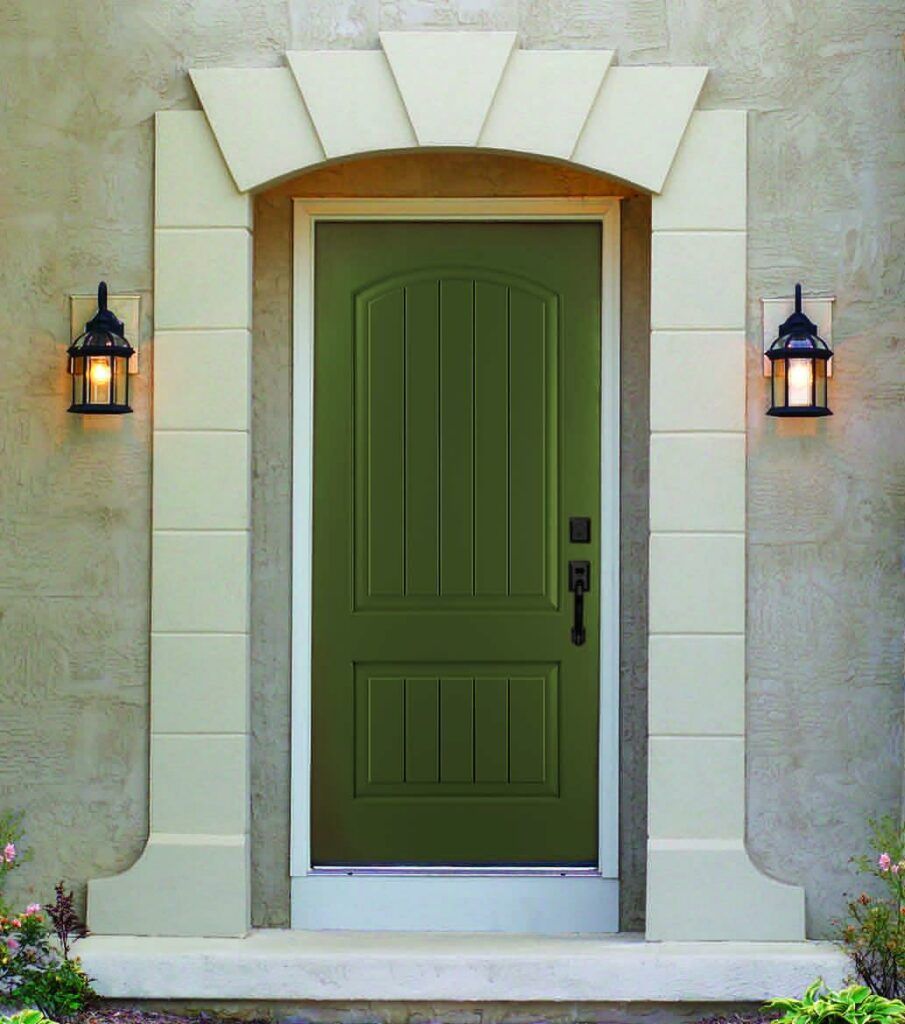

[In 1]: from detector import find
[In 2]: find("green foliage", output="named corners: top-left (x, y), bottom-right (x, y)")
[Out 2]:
top-left (766, 979), bottom-right (905, 1024)
top-left (0, 814), bottom-right (94, 1021)
top-left (13, 956), bottom-right (94, 1021)
top-left (836, 817), bottom-right (905, 998)
top-left (0, 811), bottom-right (29, 916)
top-left (0, 1011), bottom-right (57, 1024)
top-left (1, 901), bottom-right (95, 1021)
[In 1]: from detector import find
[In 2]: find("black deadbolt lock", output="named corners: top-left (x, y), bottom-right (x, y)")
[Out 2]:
top-left (569, 516), bottom-right (591, 544)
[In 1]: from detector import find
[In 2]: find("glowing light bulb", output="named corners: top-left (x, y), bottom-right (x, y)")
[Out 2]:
top-left (89, 359), bottom-right (112, 386)
top-left (787, 358), bottom-right (813, 406)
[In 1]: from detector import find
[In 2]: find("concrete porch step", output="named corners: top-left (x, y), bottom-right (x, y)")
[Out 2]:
top-left (78, 929), bottom-right (848, 1003)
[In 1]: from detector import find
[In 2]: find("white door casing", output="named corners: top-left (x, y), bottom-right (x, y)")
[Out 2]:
top-left (289, 198), bottom-right (621, 932)
top-left (86, 33), bottom-right (806, 942)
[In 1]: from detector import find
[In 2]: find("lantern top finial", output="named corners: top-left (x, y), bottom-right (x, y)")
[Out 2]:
top-left (776, 282), bottom-right (821, 344)
top-left (84, 280), bottom-right (126, 340)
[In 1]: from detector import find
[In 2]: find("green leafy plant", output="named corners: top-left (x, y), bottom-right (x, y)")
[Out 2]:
top-left (13, 957), bottom-right (93, 1021)
top-left (836, 817), bottom-right (905, 998)
top-left (0, 1011), bottom-right (57, 1024)
top-left (0, 812), bottom-right (29, 915)
top-left (766, 979), bottom-right (905, 1024)
top-left (0, 889), bottom-right (94, 1020)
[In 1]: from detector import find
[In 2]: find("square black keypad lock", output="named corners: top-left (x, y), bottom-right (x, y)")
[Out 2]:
top-left (569, 516), bottom-right (591, 544)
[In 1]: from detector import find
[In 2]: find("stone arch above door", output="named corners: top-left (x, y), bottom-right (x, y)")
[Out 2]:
top-left (189, 34), bottom-right (705, 194)
top-left (87, 32), bottom-right (806, 942)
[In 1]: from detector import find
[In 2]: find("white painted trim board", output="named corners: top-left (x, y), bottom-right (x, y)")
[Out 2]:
top-left (290, 197), bottom-right (621, 932)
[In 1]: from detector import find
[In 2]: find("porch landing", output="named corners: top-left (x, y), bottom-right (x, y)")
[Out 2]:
top-left (79, 930), bottom-right (848, 1002)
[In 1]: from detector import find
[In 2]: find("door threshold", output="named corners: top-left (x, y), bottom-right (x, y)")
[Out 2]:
top-left (292, 873), bottom-right (618, 931)
top-left (310, 865), bottom-right (601, 877)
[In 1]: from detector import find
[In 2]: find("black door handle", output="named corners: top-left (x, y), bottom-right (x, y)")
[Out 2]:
top-left (568, 560), bottom-right (591, 647)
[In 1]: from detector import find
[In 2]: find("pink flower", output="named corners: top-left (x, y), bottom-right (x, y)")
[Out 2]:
top-left (24, 903), bottom-right (42, 916)
top-left (5, 936), bottom-right (19, 953)
top-left (2, 843), bottom-right (15, 864)
top-left (893, 863), bottom-right (901, 875)
top-left (879, 852), bottom-right (892, 871)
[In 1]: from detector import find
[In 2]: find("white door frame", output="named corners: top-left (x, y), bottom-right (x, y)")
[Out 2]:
top-left (289, 197), bottom-right (621, 932)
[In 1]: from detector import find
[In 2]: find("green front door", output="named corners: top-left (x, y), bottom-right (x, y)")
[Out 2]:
top-left (311, 221), bottom-right (601, 866)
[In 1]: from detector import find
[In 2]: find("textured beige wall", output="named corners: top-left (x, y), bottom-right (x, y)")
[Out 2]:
top-left (0, 0), bottom-right (902, 939)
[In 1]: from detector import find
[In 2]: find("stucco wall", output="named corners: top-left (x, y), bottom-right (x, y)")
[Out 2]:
top-left (0, 0), bottom-right (903, 939)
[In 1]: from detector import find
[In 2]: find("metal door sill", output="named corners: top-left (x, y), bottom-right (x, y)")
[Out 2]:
top-left (308, 865), bottom-right (601, 877)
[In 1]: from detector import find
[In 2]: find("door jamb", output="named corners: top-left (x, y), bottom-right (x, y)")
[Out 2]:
top-left (290, 197), bottom-right (621, 923)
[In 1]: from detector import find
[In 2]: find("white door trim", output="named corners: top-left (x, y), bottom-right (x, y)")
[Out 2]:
top-left (289, 197), bottom-right (621, 932)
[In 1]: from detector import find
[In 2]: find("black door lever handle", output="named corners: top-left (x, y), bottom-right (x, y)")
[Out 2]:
top-left (568, 560), bottom-right (591, 647)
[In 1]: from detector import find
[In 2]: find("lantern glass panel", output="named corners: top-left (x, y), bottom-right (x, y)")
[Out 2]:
top-left (70, 355), bottom-right (86, 408)
top-left (815, 359), bottom-right (827, 408)
top-left (771, 355), bottom-right (786, 409)
top-left (787, 357), bottom-right (813, 408)
top-left (87, 355), bottom-right (113, 405)
top-left (113, 353), bottom-right (129, 407)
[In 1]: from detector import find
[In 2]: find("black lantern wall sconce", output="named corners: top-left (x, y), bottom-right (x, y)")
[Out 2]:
top-left (765, 283), bottom-right (833, 417)
top-left (68, 282), bottom-right (135, 415)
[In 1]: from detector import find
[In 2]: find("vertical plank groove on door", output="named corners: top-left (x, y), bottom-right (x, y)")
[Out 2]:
top-left (474, 282), bottom-right (509, 596)
top-left (405, 678), bottom-right (440, 782)
top-left (367, 290), bottom-right (405, 596)
top-left (436, 279), bottom-right (442, 596)
top-left (506, 290), bottom-right (511, 596)
top-left (368, 677), bottom-right (405, 783)
top-left (404, 281), bottom-right (440, 596)
top-left (472, 280), bottom-right (476, 598)
top-left (508, 676), bottom-right (547, 783)
top-left (440, 677), bottom-right (475, 782)
top-left (403, 291), bottom-right (407, 594)
top-left (439, 279), bottom-right (475, 596)
top-left (508, 290), bottom-right (547, 597)
top-left (474, 677), bottom-right (509, 782)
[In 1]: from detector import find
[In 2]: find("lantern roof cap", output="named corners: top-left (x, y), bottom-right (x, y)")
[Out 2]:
top-left (766, 283), bottom-right (832, 361)
top-left (67, 282), bottom-right (134, 358)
